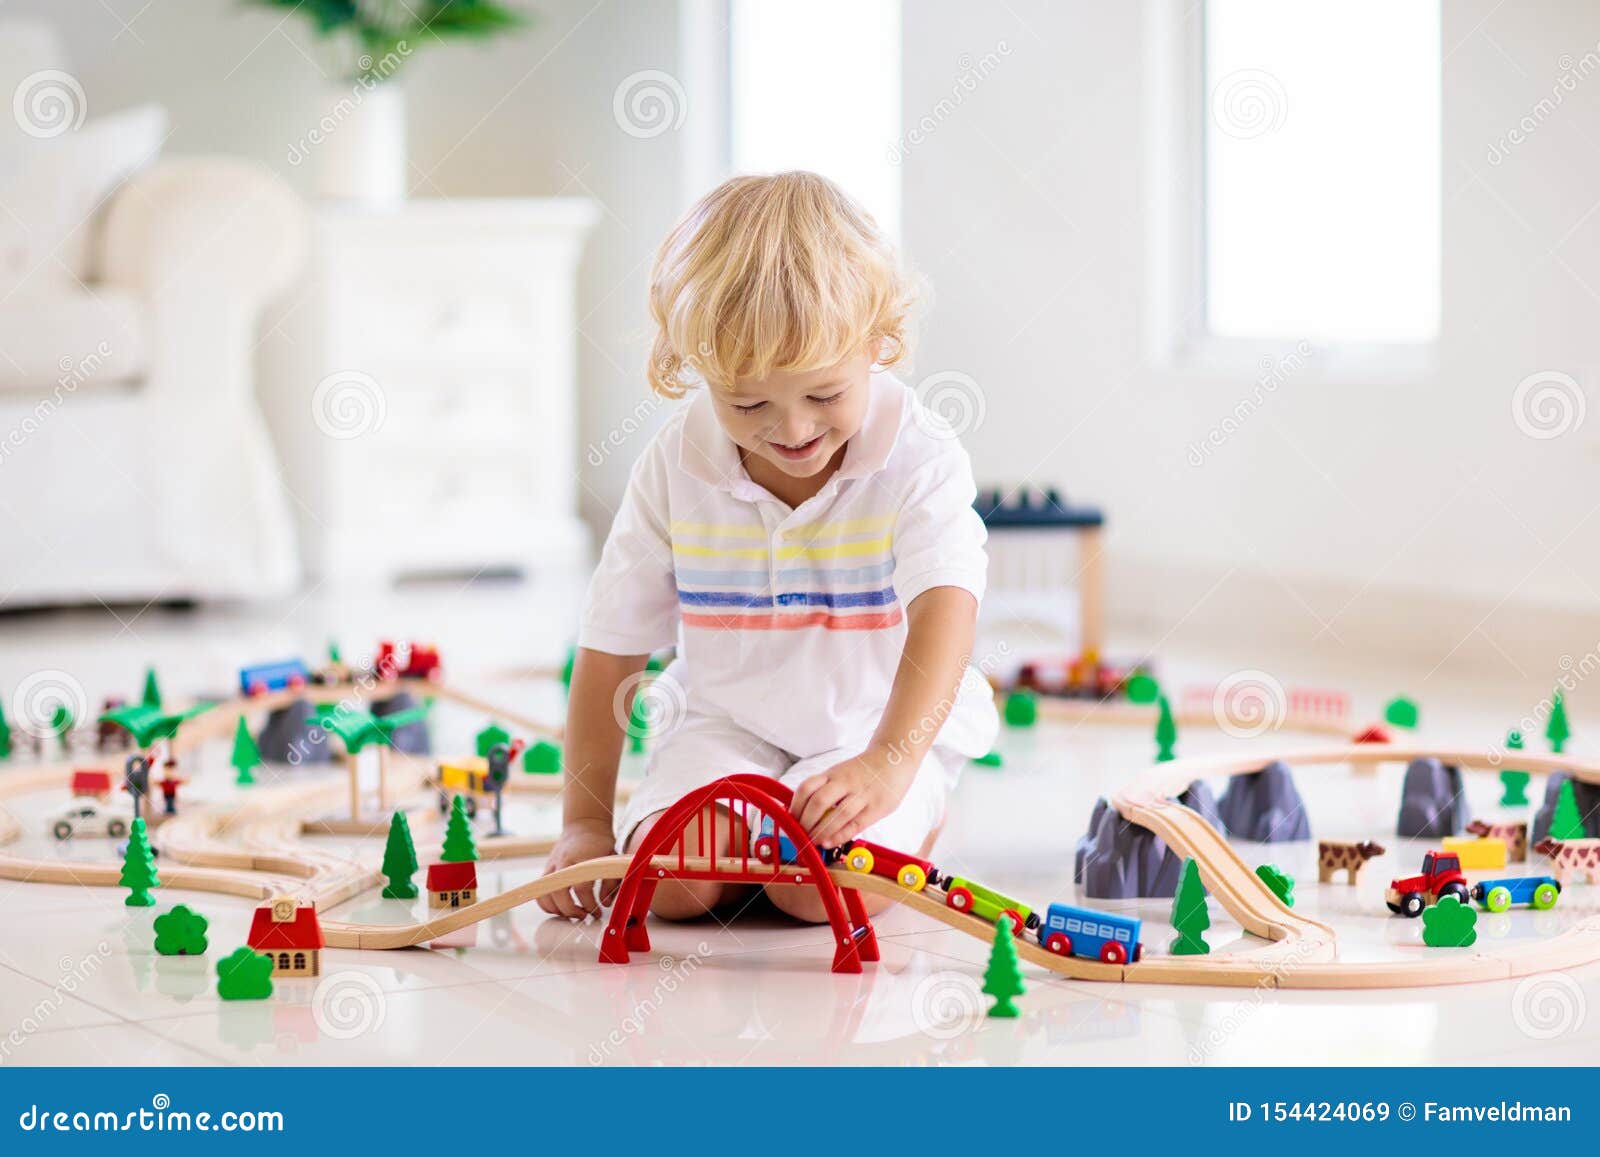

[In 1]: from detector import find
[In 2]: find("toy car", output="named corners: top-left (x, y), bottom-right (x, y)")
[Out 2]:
top-left (1039, 902), bottom-right (1144, 964)
top-left (751, 815), bottom-right (842, 866)
top-left (837, 839), bottom-right (940, 891)
top-left (1471, 875), bottom-right (1561, 912)
top-left (239, 659), bottom-right (310, 697)
top-left (1385, 850), bottom-right (1469, 917)
top-left (940, 875), bottom-right (1040, 936)
top-left (375, 641), bottom-right (442, 681)
top-left (50, 797), bottom-right (130, 840)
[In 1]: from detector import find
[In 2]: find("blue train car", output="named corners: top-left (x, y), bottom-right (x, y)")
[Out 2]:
top-left (1039, 902), bottom-right (1143, 964)
top-left (239, 659), bottom-right (311, 697)
top-left (752, 815), bottom-right (840, 866)
top-left (1471, 875), bottom-right (1560, 912)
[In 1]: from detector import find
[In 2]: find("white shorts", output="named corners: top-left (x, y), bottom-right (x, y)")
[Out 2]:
top-left (614, 710), bottom-right (962, 854)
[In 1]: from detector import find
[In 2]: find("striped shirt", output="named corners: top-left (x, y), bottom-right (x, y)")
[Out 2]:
top-left (578, 372), bottom-right (998, 759)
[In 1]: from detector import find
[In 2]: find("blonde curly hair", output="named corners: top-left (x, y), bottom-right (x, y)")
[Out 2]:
top-left (647, 171), bottom-right (914, 398)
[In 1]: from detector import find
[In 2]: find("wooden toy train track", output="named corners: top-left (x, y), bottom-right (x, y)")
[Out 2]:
top-left (3, 678), bottom-right (1598, 989)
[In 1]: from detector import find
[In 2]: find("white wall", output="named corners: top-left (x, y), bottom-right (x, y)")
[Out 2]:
top-left (900, 0), bottom-right (1600, 672)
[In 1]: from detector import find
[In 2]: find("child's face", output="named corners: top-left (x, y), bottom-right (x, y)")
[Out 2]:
top-left (713, 351), bottom-right (874, 481)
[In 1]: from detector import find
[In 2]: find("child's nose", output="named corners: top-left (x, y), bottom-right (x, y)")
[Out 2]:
top-left (774, 416), bottom-right (814, 444)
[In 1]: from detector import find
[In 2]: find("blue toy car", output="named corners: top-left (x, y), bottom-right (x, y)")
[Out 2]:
top-left (1039, 902), bottom-right (1143, 964)
top-left (239, 659), bottom-right (310, 697)
top-left (1471, 875), bottom-right (1561, 912)
top-left (752, 815), bottom-right (841, 866)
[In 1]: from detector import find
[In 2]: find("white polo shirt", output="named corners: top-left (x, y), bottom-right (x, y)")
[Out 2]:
top-left (578, 371), bottom-right (999, 760)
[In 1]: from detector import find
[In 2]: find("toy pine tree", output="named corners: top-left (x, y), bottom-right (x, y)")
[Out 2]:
top-left (141, 667), bottom-right (162, 710)
top-left (1500, 729), bottom-right (1530, 806)
top-left (1551, 778), bottom-right (1586, 840)
top-left (627, 694), bottom-right (649, 754)
top-left (982, 920), bottom-right (1026, 1018)
top-left (475, 721), bottom-right (512, 758)
top-left (1169, 858), bottom-right (1210, 955)
top-left (50, 703), bottom-right (74, 750)
top-left (0, 697), bottom-right (11, 758)
top-left (381, 811), bottom-right (420, 898)
top-left (1155, 695), bottom-right (1177, 762)
top-left (120, 818), bottom-right (160, 907)
top-left (441, 795), bottom-right (479, 863)
top-left (229, 716), bottom-right (261, 786)
top-left (1547, 690), bottom-right (1570, 754)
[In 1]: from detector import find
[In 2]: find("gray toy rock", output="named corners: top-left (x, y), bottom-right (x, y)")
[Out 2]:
top-left (1532, 772), bottom-right (1600, 842)
top-left (1396, 757), bottom-right (1469, 838)
top-left (1076, 780), bottom-right (1220, 899)
top-left (256, 699), bottom-right (331, 765)
top-left (373, 691), bottom-right (431, 755)
top-left (1217, 760), bottom-right (1311, 842)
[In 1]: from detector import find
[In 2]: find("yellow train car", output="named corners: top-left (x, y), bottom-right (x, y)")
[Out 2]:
top-left (432, 758), bottom-right (494, 817)
top-left (1441, 835), bottom-right (1507, 870)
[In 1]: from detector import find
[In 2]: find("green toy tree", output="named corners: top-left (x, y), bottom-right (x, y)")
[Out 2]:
top-left (1155, 695), bottom-right (1177, 762)
top-left (50, 704), bottom-right (74, 750)
top-left (381, 811), bottom-right (420, 898)
top-left (141, 667), bottom-right (162, 710)
top-left (1421, 895), bottom-right (1477, 948)
top-left (441, 795), bottom-right (479, 863)
top-left (627, 693), bottom-right (649, 754)
top-left (229, 716), bottom-right (262, 786)
top-left (1500, 729), bottom-right (1530, 806)
top-left (1384, 696), bottom-right (1419, 729)
top-left (216, 947), bottom-right (273, 1000)
top-left (523, 739), bottom-right (561, 775)
top-left (973, 749), bottom-right (1004, 768)
top-left (153, 904), bottom-right (209, 956)
top-left (1169, 858), bottom-right (1210, 955)
top-left (1548, 689), bottom-right (1570, 754)
top-left (1124, 670), bottom-right (1160, 704)
top-left (0, 697), bottom-right (12, 758)
top-left (475, 721), bottom-right (512, 758)
top-left (1255, 863), bottom-right (1295, 908)
top-left (561, 644), bottom-right (577, 693)
top-left (982, 920), bottom-right (1026, 1018)
top-left (1551, 778), bottom-right (1586, 840)
top-left (1003, 689), bottom-right (1038, 728)
top-left (119, 818), bottom-right (160, 907)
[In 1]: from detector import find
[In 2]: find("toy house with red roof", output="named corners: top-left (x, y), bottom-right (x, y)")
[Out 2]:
top-left (248, 896), bottom-right (325, 977)
top-left (427, 861), bottom-right (477, 909)
top-left (70, 769), bottom-right (113, 800)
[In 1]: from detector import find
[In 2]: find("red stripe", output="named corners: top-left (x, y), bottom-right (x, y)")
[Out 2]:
top-left (682, 608), bottom-right (904, 631)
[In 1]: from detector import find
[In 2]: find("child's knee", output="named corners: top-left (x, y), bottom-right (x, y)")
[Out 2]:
top-left (650, 880), bottom-right (737, 920)
top-left (764, 884), bottom-right (893, 924)
top-left (627, 804), bottom-right (754, 920)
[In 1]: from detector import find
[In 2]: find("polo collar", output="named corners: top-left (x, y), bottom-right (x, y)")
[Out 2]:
top-left (678, 371), bottom-right (909, 493)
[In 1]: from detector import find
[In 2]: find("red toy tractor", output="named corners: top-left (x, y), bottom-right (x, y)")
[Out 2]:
top-left (1385, 850), bottom-right (1468, 917)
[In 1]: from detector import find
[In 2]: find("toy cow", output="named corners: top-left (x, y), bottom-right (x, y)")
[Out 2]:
top-left (1535, 838), bottom-right (1600, 887)
top-left (1466, 819), bottom-right (1527, 863)
top-left (1318, 839), bottom-right (1386, 885)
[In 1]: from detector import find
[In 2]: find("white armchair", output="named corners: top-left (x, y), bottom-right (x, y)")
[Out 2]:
top-left (0, 156), bottom-right (308, 607)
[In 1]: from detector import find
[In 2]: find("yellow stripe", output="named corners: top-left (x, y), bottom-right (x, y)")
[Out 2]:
top-left (673, 534), bottom-right (893, 562)
top-left (669, 514), bottom-right (895, 541)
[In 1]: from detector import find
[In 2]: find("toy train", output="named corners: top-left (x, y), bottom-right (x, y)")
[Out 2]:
top-left (752, 819), bottom-right (1143, 964)
top-left (1010, 651), bottom-right (1156, 702)
top-left (238, 640), bottom-right (440, 697)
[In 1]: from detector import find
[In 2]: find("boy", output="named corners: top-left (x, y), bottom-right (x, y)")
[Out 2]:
top-left (538, 172), bottom-right (997, 922)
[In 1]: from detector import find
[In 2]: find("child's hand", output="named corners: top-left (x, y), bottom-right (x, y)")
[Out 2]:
top-left (792, 750), bottom-right (917, 848)
top-left (536, 819), bottom-right (619, 920)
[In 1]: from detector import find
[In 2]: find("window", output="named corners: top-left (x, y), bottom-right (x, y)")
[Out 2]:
top-left (293, 952), bottom-right (306, 969)
top-left (1204, 0), bottom-right (1440, 343)
top-left (729, 0), bottom-right (902, 237)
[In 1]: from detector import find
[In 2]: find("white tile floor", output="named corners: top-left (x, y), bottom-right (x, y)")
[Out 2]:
top-left (1, 580), bottom-right (1597, 1066)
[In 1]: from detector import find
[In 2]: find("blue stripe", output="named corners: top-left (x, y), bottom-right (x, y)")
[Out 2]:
top-left (677, 586), bottom-right (898, 609)
top-left (676, 561), bottom-right (895, 587)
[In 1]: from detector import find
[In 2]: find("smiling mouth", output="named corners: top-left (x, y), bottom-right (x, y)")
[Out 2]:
top-left (769, 434), bottom-right (825, 460)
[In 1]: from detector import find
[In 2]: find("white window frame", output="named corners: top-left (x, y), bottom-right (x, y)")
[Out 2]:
top-left (1143, 0), bottom-right (1440, 384)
